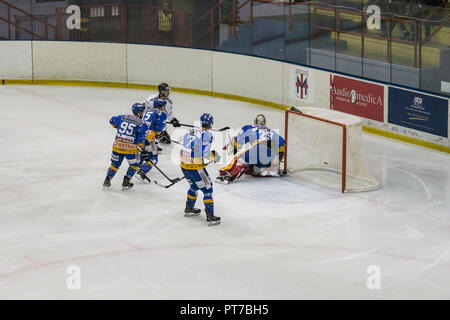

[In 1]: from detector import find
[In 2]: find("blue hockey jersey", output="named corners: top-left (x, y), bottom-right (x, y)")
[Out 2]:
top-left (143, 109), bottom-right (167, 141)
top-left (110, 114), bottom-right (148, 154)
top-left (233, 124), bottom-right (285, 166)
top-left (180, 128), bottom-right (214, 170)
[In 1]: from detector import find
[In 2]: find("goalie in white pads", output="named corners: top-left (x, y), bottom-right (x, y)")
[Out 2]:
top-left (217, 114), bottom-right (285, 184)
top-left (143, 82), bottom-right (181, 145)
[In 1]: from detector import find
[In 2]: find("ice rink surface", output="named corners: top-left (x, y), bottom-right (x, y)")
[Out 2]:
top-left (0, 85), bottom-right (449, 299)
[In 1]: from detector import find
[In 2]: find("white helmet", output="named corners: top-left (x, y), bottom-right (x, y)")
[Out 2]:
top-left (254, 114), bottom-right (266, 126)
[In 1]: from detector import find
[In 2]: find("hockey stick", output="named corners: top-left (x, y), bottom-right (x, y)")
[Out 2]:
top-left (152, 141), bottom-right (219, 188)
top-left (154, 176), bottom-right (185, 189)
top-left (147, 160), bottom-right (185, 189)
top-left (167, 122), bottom-right (230, 132)
top-left (138, 148), bottom-right (185, 188)
top-left (222, 130), bottom-right (234, 154)
top-left (170, 139), bottom-right (183, 146)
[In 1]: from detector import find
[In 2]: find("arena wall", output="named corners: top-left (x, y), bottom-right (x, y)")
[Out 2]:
top-left (32, 41), bottom-right (127, 83)
top-left (0, 41), bottom-right (32, 79)
top-left (127, 44), bottom-right (213, 92)
top-left (0, 41), bottom-right (449, 153)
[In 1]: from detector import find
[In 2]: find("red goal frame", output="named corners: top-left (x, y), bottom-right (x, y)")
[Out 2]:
top-left (284, 108), bottom-right (347, 193)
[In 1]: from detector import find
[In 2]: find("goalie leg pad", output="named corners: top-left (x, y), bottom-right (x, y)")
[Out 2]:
top-left (250, 163), bottom-right (280, 177)
top-left (219, 157), bottom-right (248, 182)
top-left (249, 152), bottom-right (284, 177)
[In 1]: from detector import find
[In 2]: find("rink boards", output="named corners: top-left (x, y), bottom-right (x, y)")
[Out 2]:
top-left (0, 40), bottom-right (449, 153)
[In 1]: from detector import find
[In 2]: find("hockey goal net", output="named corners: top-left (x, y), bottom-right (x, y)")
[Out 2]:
top-left (284, 107), bottom-right (381, 192)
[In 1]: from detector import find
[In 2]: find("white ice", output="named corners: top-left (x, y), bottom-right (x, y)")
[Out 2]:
top-left (0, 85), bottom-right (449, 299)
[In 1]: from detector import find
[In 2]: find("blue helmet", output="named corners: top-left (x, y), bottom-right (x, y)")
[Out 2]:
top-left (153, 98), bottom-right (167, 110)
top-left (132, 103), bottom-right (145, 116)
top-left (200, 113), bottom-right (213, 129)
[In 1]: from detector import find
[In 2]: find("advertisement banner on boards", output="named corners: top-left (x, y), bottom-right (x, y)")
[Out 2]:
top-left (290, 66), bottom-right (314, 104)
top-left (330, 75), bottom-right (384, 122)
top-left (388, 87), bottom-right (448, 138)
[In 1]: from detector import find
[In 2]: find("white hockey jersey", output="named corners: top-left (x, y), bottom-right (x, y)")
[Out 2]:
top-left (144, 93), bottom-right (174, 122)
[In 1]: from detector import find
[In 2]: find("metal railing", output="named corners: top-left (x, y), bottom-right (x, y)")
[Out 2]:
top-left (0, 0), bottom-right (57, 39)
top-left (1, 0), bottom-right (448, 95)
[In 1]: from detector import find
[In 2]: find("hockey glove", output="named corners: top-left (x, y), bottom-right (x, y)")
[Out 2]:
top-left (211, 150), bottom-right (221, 164)
top-left (140, 150), bottom-right (151, 162)
top-left (171, 118), bottom-right (181, 127)
top-left (159, 131), bottom-right (171, 144)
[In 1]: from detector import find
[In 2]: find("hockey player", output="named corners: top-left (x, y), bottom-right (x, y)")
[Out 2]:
top-left (103, 103), bottom-right (148, 189)
top-left (136, 98), bottom-right (167, 181)
top-left (143, 82), bottom-right (181, 145)
top-left (217, 114), bottom-right (285, 184)
top-left (180, 113), bottom-right (221, 226)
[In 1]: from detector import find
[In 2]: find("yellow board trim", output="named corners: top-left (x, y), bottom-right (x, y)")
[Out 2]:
top-left (362, 126), bottom-right (450, 154)
top-left (2, 78), bottom-right (448, 153)
top-left (1, 79), bottom-right (289, 110)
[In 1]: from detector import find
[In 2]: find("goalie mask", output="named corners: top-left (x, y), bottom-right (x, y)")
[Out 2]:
top-left (254, 114), bottom-right (266, 126)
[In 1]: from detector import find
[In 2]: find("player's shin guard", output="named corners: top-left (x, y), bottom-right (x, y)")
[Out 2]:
top-left (186, 188), bottom-right (198, 209)
top-left (126, 166), bottom-right (138, 179)
top-left (203, 197), bottom-right (214, 214)
top-left (141, 155), bottom-right (158, 174)
top-left (141, 162), bottom-right (153, 174)
top-left (185, 190), bottom-right (201, 216)
top-left (107, 164), bottom-right (119, 179)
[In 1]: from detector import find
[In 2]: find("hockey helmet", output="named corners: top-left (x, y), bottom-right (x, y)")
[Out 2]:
top-left (132, 103), bottom-right (145, 116)
top-left (158, 82), bottom-right (171, 93)
top-left (153, 98), bottom-right (167, 110)
top-left (200, 113), bottom-right (214, 129)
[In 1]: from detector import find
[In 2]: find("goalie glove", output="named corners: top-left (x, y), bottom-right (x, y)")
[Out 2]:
top-left (170, 118), bottom-right (181, 127)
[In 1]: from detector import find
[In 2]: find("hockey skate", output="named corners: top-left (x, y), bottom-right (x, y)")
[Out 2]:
top-left (122, 175), bottom-right (134, 190)
top-left (184, 202), bottom-right (201, 217)
top-left (205, 209), bottom-right (221, 226)
top-left (136, 169), bottom-right (151, 183)
top-left (103, 176), bottom-right (111, 189)
top-left (215, 175), bottom-right (231, 185)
